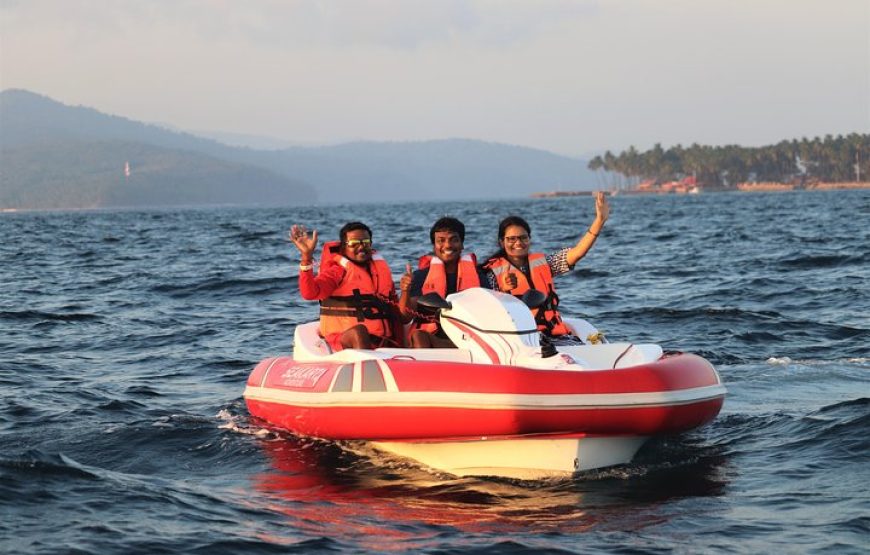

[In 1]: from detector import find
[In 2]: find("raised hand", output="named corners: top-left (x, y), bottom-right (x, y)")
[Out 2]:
top-left (594, 191), bottom-right (610, 223)
top-left (289, 224), bottom-right (318, 260)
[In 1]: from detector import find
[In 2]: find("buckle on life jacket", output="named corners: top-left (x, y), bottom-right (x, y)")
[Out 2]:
top-left (320, 292), bottom-right (392, 322)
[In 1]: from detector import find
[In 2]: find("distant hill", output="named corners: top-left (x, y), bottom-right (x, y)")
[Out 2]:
top-left (1, 140), bottom-right (313, 209)
top-left (0, 89), bottom-right (597, 208)
top-left (190, 129), bottom-right (319, 150)
top-left (245, 139), bottom-right (596, 202)
top-left (0, 90), bottom-right (314, 209)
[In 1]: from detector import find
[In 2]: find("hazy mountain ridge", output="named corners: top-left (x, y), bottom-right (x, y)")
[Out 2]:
top-left (1, 89), bottom-right (238, 154)
top-left (1, 90), bottom-right (316, 209)
top-left (254, 139), bottom-right (595, 202)
top-left (0, 89), bottom-right (596, 208)
top-left (1, 140), bottom-right (315, 209)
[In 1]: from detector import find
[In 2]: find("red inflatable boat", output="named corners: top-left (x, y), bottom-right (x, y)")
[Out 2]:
top-left (245, 289), bottom-right (725, 479)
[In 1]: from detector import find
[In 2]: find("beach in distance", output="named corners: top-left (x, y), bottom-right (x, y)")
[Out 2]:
top-left (1, 190), bottom-right (868, 554)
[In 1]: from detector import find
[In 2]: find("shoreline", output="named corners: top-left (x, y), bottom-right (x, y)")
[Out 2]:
top-left (531, 182), bottom-right (870, 197)
top-left (3, 185), bottom-right (870, 211)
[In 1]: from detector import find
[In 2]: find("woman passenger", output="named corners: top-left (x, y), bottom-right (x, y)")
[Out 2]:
top-left (482, 191), bottom-right (610, 345)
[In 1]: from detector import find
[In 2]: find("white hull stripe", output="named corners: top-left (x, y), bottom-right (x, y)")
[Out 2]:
top-left (244, 384), bottom-right (726, 410)
top-left (258, 357), bottom-right (281, 388)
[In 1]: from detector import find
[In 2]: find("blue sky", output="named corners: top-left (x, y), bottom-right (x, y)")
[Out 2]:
top-left (1, 0), bottom-right (868, 156)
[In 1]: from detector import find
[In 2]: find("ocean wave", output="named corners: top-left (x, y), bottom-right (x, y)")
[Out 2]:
top-left (97, 398), bottom-right (147, 412)
top-left (791, 401), bottom-right (870, 462)
top-left (709, 401), bottom-right (870, 466)
top-left (0, 450), bottom-right (101, 481)
top-left (691, 350), bottom-right (747, 365)
top-left (818, 397), bottom-right (870, 413)
top-left (98, 329), bottom-right (215, 350)
top-left (777, 253), bottom-right (869, 270)
top-left (0, 399), bottom-right (43, 420)
top-left (834, 515), bottom-right (870, 536)
top-left (123, 385), bottom-right (163, 397)
top-left (0, 309), bottom-right (102, 322)
top-left (702, 412), bottom-right (809, 453)
top-left (604, 306), bottom-right (783, 322)
top-left (12, 411), bottom-right (265, 479)
top-left (188, 537), bottom-right (345, 555)
top-left (236, 230), bottom-right (281, 243)
top-left (152, 276), bottom-right (293, 298)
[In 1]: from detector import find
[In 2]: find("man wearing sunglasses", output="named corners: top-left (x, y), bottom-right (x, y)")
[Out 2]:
top-left (290, 221), bottom-right (402, 351)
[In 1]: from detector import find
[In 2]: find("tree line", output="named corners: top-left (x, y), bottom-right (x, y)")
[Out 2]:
top-left (587, 133), bottom-right (870, 189)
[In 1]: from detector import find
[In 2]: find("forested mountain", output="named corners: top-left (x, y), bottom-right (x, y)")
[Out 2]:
top-left (0, 90), bottom-right (315, 209)
top-left (0, 89), bottom-right (596, 209)
top-left (1, 140), bottom-right (312, 209)
top-left (589, 136), bottom-right (870, 189)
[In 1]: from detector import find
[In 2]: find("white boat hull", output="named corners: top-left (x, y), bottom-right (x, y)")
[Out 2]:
top-left (372, 436), bottom-right (648, 480)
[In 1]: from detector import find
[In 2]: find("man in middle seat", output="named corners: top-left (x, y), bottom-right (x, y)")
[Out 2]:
top-left (399, 216), bottom-right (491, 348)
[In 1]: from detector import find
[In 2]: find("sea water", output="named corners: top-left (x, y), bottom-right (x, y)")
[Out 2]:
top-left (1, 190), bottom-right (868, 554)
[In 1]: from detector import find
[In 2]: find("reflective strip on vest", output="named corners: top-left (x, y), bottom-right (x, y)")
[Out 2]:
top-left (490, 264), bottom-right (508, 277)
top-left (422, 254), bottom-right (479, 297)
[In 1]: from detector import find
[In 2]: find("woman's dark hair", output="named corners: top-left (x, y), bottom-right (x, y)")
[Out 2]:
top-left (430, 216), bottom-right (465, 244)
top-left (339, 221), bottom-right (372, 244)
top-left (481, 215), bottom-right (532, 267)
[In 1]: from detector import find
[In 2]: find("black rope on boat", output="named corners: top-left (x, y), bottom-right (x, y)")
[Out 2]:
top-left (612, 343), bottom-right (635, 369)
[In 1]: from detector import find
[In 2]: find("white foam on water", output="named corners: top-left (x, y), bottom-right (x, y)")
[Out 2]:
top-left (215, 408), bottom-right (272, 437)
top-left (765, 356), bottom-right (868, 367)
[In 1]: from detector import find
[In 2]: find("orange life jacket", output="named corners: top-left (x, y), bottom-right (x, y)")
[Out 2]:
top-left (420, 253), bottom-right (480, 296)
top-left (413, 253), bottom-right (480, 335)
top-left (485, 253), bottom-right (570, 336)
top-left (317, 241), bottom-right (397, 341)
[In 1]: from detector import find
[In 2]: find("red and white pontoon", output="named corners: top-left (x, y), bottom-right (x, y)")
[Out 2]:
top-left (244, 289), bottom-right (726, 480)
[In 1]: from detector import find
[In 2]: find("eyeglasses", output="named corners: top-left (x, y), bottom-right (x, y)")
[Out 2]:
top-left (345, 239), bottom-right (372, 248)
top-left (504, 235), bottom-right (530, 244)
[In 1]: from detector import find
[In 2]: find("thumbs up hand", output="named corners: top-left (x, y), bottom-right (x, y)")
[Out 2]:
top-left (400, 263), bottom-right (414, 292)
top-left (505, 271), bottom-right (518, 291)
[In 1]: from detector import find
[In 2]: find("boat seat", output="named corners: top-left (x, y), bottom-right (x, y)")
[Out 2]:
top-left (558, 343), bottom-right (663, 370)
top-left (374, 348), bottom-right (475, 363)
top-left (293, 321), bottom-right (662, 369)
top-left (292, 321), bottom-right (333, 361)
top-left (292, 322), bottom-right (475, 364)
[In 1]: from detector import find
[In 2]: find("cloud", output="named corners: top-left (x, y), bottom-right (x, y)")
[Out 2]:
top-left (1, 0), bottom-right (599, 51)
top-left (1, 0), bottom-right (866, 155)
